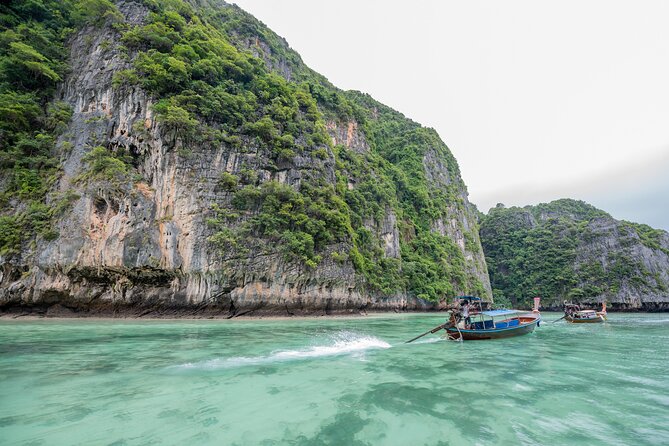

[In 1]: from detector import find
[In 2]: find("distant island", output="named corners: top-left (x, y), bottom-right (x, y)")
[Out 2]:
top-left (480, 199), bottom-right (669, 311)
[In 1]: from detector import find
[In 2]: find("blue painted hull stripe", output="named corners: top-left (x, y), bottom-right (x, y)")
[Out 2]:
top-left (446, 319), bottom-right (540, 334)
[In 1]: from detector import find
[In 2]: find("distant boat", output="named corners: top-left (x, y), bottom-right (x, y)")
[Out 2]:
top-left (564, 302), bottom-right (607, 323)
top-left (444, 297), bottom-right (542, 341)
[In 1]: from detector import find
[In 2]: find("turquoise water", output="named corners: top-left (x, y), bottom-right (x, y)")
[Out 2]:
top-left (1, 313), bottom-right (668, 445)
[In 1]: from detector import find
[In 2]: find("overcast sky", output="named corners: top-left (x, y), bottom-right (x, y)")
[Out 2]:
top-left (232, 0), bottom-right (669, 230)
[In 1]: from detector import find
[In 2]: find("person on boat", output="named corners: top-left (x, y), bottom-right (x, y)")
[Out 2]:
top-left (445, 311), bottom-right (457, 329)
top-left (449, 302), bottom-right (461, 323)
top-left (461, 300), bottom-right (471, 329)
top-left (564, 303), bottom-right (578, 318)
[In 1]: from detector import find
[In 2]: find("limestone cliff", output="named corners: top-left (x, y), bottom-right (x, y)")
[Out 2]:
top-left (480, 199), bottom-right (669, 311)
top-left (0, 0), bottom-right (490, 316)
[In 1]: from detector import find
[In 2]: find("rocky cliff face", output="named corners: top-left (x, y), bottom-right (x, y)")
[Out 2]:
top-left (480, 199), bottom-right (669, 311)
top-left (0, 0), bottom-right (490, 316)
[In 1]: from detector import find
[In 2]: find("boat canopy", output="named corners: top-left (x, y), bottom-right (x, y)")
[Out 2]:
top-left (458, 296), bottom-right (481, 301)
top-left (481, 309), bottom-right (520, 317)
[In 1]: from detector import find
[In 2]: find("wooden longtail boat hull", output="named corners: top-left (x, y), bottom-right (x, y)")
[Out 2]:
top-left (565, 316), bottom-right (605, 323)
top-left (445, 316), bottom-right (540, 340)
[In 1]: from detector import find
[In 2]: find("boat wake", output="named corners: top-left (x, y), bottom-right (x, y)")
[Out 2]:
top-left (172, 331), bottom-right (391, 371)
top-left (410, 337), bottom-right (444, 345)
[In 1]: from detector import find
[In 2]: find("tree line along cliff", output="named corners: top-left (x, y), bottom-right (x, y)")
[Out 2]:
top-left (0, 0), bottom-right (490, 316)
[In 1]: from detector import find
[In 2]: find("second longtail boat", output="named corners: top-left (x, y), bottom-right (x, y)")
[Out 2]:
top-left (563, 302), bottom-right (607, 323)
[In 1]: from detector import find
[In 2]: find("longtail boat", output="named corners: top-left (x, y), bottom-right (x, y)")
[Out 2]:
top-left (444, 297), bottom-right (542, 341)
top-left (564, 302), bottom-right (607, 323)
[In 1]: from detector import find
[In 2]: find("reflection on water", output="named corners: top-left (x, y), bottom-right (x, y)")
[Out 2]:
top-left (1, 313), bottom-right (668, 445)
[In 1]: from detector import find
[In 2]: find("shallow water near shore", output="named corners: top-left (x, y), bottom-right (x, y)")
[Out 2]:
top-left (1, 313), bottom-right (668, 445)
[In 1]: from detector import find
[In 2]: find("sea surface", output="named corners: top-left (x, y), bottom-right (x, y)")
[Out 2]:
top-left (1, 313), bottom-right (668, 445)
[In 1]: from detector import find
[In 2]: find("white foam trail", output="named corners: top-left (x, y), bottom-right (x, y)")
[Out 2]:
top-left (174, 332), bottom-right (391, 371)
top-left (411, 337), bottom-right (444, 345)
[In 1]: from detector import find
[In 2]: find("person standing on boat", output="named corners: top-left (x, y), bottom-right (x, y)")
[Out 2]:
top-left (461, 300), bottom-right (471, 329)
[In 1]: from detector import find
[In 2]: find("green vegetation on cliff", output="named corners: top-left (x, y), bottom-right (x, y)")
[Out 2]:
top-left (337, 92), bottom-right (479, 299)
top-left (480, 199), bottom-right (668, 307)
